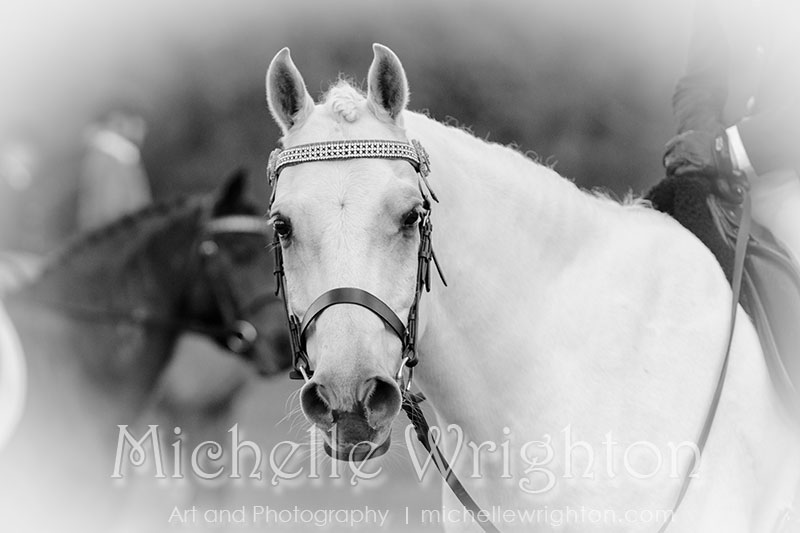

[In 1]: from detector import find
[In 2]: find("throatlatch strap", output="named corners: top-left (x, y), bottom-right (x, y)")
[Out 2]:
top-left (402, 393), bottom-right (502, 533)
top-left (657, 192), bottom-right (752, 532)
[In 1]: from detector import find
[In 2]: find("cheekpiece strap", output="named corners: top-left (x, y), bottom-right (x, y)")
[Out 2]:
top-left (268, 139), bottom-right (431, 187)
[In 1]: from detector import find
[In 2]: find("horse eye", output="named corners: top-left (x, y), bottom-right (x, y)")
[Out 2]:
top-left (273, 218), bottom-right (291, 238)
top-left (402, 210), bottom-right (420, 228)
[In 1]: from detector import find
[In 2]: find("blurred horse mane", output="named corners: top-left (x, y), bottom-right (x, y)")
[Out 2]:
top-left (40, 195), bottom-right (199, 276)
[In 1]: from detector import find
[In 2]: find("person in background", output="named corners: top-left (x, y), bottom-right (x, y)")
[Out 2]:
top-left (77, 110), bottom-right (152, 231)
top-left (0, 135), bottom-right (39, 249)
top-left (663, 0), bottom-right (800, 261)
top-left (0, 136), bottom-right (43, 292)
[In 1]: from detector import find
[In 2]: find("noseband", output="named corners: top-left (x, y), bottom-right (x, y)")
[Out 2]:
top-left (267, 139), bottom-right (445, 388)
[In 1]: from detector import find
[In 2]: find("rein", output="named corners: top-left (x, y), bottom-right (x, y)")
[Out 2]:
top-left (268, 138), bottom-right (508, 533)
top-left (5, 212), bottom-right (272, 357)
top-left (657, 187), bottom-right (751, 532)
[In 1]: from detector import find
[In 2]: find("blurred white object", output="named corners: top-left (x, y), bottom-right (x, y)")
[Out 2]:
top-left (0, 250), bottom-right (43, 295)
top-left (749, 169), bottom-right (800, 265)
top-left (0, 299), bottom-right (26, 453)
top-left (0, 141), bottom-right (36, 192)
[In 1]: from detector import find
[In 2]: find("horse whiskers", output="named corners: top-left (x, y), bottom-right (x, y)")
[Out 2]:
top-left (276, 404), bottom-right (307, 435)
top-left (279, 387), bottom-right (302, 419)
top-left (275, 388), bottom-right (305, 431)
top-left (287, 411), bottom-right (310, 438)
top-left (312, 441), bottom-right (332, 469)
top-left (287, 441), bottom-right (315, 460)
top-left (377, 440), bottom-right (407, 472)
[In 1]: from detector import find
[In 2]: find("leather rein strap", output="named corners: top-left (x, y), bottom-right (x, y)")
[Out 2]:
top-left (403, 392), bottom-right (502, 533)
top-left (657, 189), bottom-right (751, 532)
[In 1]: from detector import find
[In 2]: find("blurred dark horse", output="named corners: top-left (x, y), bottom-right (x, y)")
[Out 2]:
top-left (0, 170), bottom-right (290, 533)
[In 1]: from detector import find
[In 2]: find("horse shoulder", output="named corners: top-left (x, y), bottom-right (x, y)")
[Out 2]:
top-left (612, 207), bottom-right (730, 301)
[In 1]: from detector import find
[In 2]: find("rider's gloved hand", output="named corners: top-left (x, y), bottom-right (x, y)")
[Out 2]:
top-left (663, 128), bottom-right (745, 204)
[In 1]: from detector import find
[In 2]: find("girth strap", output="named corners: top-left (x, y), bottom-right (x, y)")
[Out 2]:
top-left (300, 287), bottom-right (406, 343)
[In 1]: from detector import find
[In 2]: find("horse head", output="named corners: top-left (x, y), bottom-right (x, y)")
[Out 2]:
top-left (183, 170), bottom-right (291, 376)
top-left (266, 44), bottom-right (427, 459)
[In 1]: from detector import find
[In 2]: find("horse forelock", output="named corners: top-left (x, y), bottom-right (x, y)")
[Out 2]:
top-left (283, 81), bottom-right (406, 147)
top-left (322, 81), bottom-right (365, 124)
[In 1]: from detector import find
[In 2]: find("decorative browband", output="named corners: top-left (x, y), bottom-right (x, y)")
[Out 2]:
top-left (267, 139), bottom-right (430, 186)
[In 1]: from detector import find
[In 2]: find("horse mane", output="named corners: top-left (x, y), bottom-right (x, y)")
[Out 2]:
top-left (39, 194), bottom-right (204, 277)
top-left (320, 81), bottom-right (650, 212)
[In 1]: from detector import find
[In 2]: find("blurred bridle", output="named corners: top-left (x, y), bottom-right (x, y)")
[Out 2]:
top-left (267, 139), bottom-right (445, 388)
top-left (198, 213), bottom-right (275, 355)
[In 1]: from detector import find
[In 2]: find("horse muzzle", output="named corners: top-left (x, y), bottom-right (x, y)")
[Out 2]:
top-left (317, 408), bottom-right (394, 462)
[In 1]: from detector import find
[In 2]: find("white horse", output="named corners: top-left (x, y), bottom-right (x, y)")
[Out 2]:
top-left (265, 44), bottom-right (800, 532)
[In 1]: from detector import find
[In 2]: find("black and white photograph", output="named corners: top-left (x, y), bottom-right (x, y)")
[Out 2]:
top-left (1, 0), bottom-right (799, 531)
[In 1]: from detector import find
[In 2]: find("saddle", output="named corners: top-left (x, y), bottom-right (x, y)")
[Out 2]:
top-left (647, 175), bottom-right (800, 415)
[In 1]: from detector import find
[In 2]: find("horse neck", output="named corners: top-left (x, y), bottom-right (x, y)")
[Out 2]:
top-left (408, 112), bottom-right (612, 268)
top-left (6, 201), bottom-right (205, 414)
top-left (405, 112), bottom-right (618, 434)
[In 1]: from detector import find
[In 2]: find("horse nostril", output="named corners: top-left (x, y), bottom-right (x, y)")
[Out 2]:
top-left (362, 377), bottom-right (402, 428)
top-left (300, 382), bottom-right (334, 428)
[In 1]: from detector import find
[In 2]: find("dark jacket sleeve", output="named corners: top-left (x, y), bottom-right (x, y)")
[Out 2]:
top-left (672, 0), bottom-right (729, 134)
top-left (674, 0), bottom-right (800, 175)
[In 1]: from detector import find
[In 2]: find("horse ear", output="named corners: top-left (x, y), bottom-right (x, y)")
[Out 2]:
top-left (266, 48), bottom-right (314, 134)
top-left (366, 43), bottom-right (409, 122)
top-left (213, 168), bottom-right (247, 214)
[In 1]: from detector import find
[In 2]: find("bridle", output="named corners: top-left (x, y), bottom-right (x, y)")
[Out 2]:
top-left (197, 213), bottom-right (275, 355)
top-left (6, 208), bottom-right (274, 359)
top-left (267, 138), bottom-right (509, 533)
top-left (267, 139), bottom-right (445, 387)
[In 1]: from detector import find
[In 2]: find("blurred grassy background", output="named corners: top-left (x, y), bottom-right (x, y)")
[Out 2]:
top-left (1, 0), bottom-right (692, 252)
